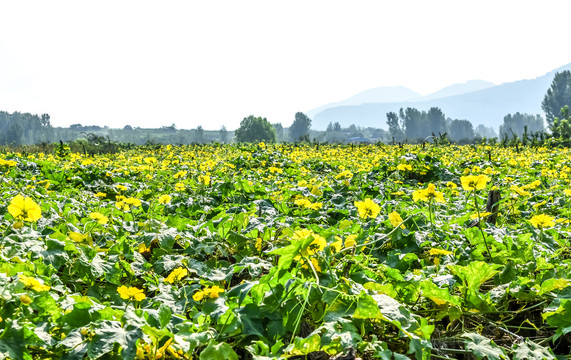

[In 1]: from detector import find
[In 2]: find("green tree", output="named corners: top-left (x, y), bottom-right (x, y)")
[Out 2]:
top-left (272, 123), bottom-right (284, 142)
top-left (195, 125), bottom-right (205, 143)
top-left (400, 107), bottom-right (425, 141)
top-left (234, 115), bottom-right (276, 143)
top-left (447, 119), bottom-right (474, 142)
top-left (289, 112), bottom-right (311, 141)
top-left (219, 125), bottom-right (228, 143)
top-left (386, 111), bottom-right (404, 141)
top-left (499, 113), bottom-right (544, 139)
top-left (542, 70), bottom-right (571, 128)
top-left (427, 107), bottom-right (446, 135)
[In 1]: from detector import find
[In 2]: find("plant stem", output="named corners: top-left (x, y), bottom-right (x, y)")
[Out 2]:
top-left (473, 190), bottom-right (492, 256)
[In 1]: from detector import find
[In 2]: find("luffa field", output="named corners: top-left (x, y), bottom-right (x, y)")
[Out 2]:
top-left (0, 143), bottom-right (570, 359)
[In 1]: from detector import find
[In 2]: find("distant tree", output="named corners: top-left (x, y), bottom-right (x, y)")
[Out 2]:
top-left (219, 125), bottom-right (228, 143)
top-left (40, 114), bottom-right (51, 127)
top-left (447, 119), bottom-right (474, 142)
top-left (272, 123), bottom-right (284, 142)
top-left (195, 125), bottom-right (205, 143)
top-left (386, 112), bottom-right (404, 141)
top-left (333, 122), bottom-right (342, 132)
top-left (474, 124), bottom-right (498, 139)
top-left (499, 113), bottom-right (544, 139)
top-left (234, 115), bottom-right (276, 143)
top-left (542, 70), bottom-right (571, 128)
top-left (427, 107), bottom-right (446, 136)
top-left (400, 107), bottom-right (425, 141)
top-left (124, 125), bottom-right (133, 131)
top-left (289, 112), bottom-right (312, 141)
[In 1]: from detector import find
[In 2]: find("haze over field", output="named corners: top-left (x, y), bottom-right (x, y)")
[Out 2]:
top-left (1, 1), bottom-right (571, 130)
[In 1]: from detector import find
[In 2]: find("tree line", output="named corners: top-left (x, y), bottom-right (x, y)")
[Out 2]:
top-left (2, 70), bottom-right (571, 147)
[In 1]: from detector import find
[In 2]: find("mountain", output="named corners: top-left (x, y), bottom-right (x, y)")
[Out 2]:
top-left (306, 86), bottom-right (420, 118)
top-left (309, 63), bottom-right (571, 130)
top-left (418, 80), bottom-right (495, 101)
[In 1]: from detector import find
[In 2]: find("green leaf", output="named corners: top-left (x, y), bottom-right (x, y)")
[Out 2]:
top-left (539, 278), bottom-right (570, 295)
top-left (420, 280), bottom-right (462, 307)
top-left (448, 261), bottom-right (500, 294)
top-left (41, 237), bottom-right (69, 269)
top-left (512, 339), bottom-right (556, 360)
top-left (0, 320), bottom-right (46, 360)
top-left (158, 304), bottom-right (172, 329)
top-left (543, 298), bottom-right (571, 340)
top-left (87, 320), bottom-right (127, 359)
top-left (353, 292), bottom-right (380, 319)
top-left (282, 334), bottom-right (321, 357)
top-left (462, 333), bottom-right (507, 360)
top-left (199, 340), bottom-right (239, 360)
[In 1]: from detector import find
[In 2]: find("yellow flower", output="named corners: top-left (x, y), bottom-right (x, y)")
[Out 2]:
top-left (255, 237), bottom-right (262, 251)
top-left (354, 198), bottom-right (381, 219)
top-left (330, 237), bottom-right (343, 253)
top-left (124, 197), bottom-right (141, 207)
top-left (460, 175), bottom-right (491, 191)
top-left (511, 185), bottom-right (531, 197)
top-left (335, 170), bottom-right (353, 180)
top-left (19, 294), bottom-right (32, 304)
top-left (89, 212), bottom-right (109, 225)
top-left (412, 183), bottom-right (445, 203)
top-left (198, 174), bottom-right (211, 186)
top-left (19, 275), bottom-right (50, 292)
top-left (564, 189), bottom-right (571, 196)
top-left (206, 285), bottom-right (224, 298)
top-left (164, 268), bottom-right (188, 284)
top-left (173, 170), bottom-right (187, 179)
top-left (388, 211), bottom-right (405, 229)
top-left (470, 212), bottom-right (492, 220)
top-left (175, 182), bottom-right (186, 191)
top-left (344, 234), bottom-right (357, 248)
top-left (192, 290), bottom-right (204, 301)
top-left (530, 214), bottom-right (555, 229)
top-left (428, 248), bottom-right (454, 256)
top-left (115, 201), bottom-right (130, 211)
top-left (117, 286), bottom-right (146, 301)
top-left (8, 195), bottom-right (42, 222)
top-left (446, 182), bottom-right (457, 190)
top-left (158, 194), bottom-right (172, 204)
top-left (294, 198), bottom-right (312, 207)
top-left (397, 164), bottom-right (412, 171)
top-left (194, 285), bottom-right (224, 301)
top-left (94, 192), bottom-right (107, 198)
top-left (116, 184), bottom-right (128, 191)
top-left (330, 235), bottom-right (357, 253)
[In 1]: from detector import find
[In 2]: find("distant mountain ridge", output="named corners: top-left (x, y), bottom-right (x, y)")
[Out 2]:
top-left (308, 63), bottom-right (571, 130)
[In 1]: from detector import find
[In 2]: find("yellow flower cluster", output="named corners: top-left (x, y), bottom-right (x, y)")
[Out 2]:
top-left (164, 268), bottom-right (188, 284)
top-left (294, 198), bottom-right (323, 210)
top-left (198, 174), bottom-right (211, 186)
top-left (19, 275), bottom-right (50, 292)
top-left (89, 212), bottom-right (109, 225)
top-left (115, 196), bottom-right (141, 211)
top-left (330, 235), bottom-right (357, 253)
top-left (193, 285), bottom-right (224, 301)
top-left (158, 194), bottom-right (172, 204)
top-left (530, 214), bottom-right (555, 229)
top-left (412, 183), bottom-right (445, 203)
top-left (117, 285), bottom-right (146, 301)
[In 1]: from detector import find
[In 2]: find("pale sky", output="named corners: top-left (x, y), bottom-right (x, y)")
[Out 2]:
top-left (1, 1), bottom-right (571, 130)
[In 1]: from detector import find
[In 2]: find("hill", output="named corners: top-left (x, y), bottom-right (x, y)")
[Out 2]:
top-left (309, 63), bottom-right (571, 130)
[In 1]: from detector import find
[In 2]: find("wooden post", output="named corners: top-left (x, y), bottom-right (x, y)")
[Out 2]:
top-left (486, 190), bottom-right (500, 225)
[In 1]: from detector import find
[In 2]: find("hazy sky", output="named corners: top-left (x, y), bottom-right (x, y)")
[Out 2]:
top-left (2, 1), bottom-right (571, 130)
